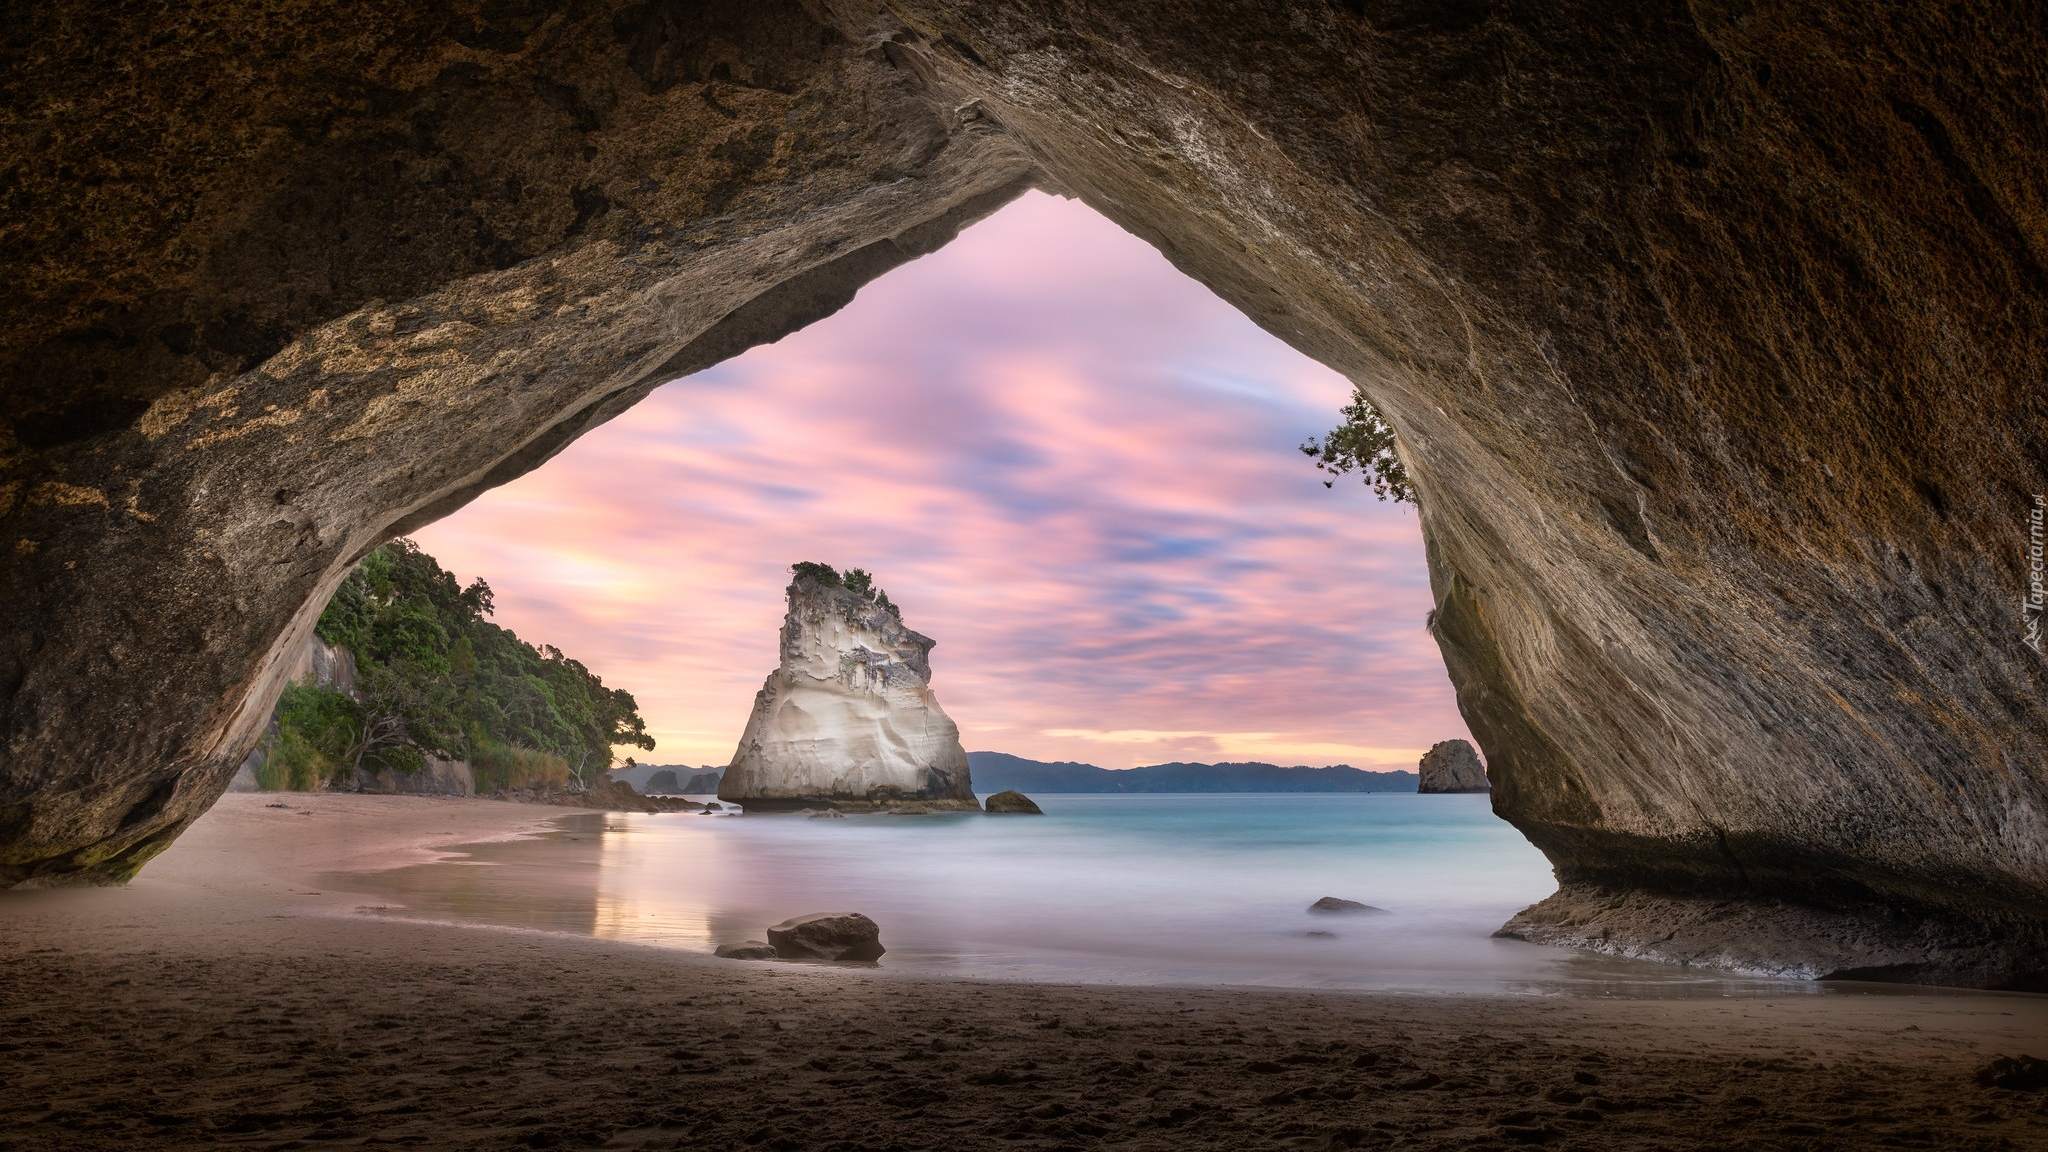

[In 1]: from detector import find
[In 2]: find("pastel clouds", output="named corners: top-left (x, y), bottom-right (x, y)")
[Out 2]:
top-left (410, 191), bottom-right (1470, 770)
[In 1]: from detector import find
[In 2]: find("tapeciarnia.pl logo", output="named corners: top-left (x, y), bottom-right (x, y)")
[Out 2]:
top-left (2027, 494), bottom-right (2046, 654)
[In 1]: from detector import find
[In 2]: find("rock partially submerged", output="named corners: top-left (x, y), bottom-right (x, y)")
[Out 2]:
top-left (719, 566), bottom-right (977, 813)
top-left (713, 941), bottom-right (776, 961)
top-left (983, 790), bottom-right (1042, 814)
top-left (1416, 740), bottom-right (1490, 794)
top-left (766, 913), bottom-right (886, 962)
top-left (1309, 897), bottom-right (1386, 915)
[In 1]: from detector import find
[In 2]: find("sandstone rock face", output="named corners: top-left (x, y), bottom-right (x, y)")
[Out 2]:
top-left (720, 573), bottom-right (976, 812)
top-left (765, 913), bottom-right (886, 962)
top-left (3, 0), bottom-right (2044, 987)
top-left (1416, 741), bottom-right (1490, 794)
top-left (364, 756), bottom-right (476, 799)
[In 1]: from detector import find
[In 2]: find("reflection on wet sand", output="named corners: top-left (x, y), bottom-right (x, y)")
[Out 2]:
top-left (330, 814), bottom-right (612, 939)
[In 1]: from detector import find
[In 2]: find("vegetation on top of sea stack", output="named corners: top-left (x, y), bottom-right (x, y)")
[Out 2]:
top-left (790, 561), bottom-right (896, 614)
top-left (1301, 385), bottom-right (1414, 503)
top-left (262, 540), bottom-right (654, 791)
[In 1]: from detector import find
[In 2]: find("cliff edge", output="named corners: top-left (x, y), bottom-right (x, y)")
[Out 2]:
top-left (719, 566), bottom-right (976, 812)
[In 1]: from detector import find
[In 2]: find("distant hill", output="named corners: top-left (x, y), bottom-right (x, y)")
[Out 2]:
top-left (968, 752), bottom-right (1418, 793)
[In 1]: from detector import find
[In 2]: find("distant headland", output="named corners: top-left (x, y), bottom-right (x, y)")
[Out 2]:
top-left (611, 754), bottom-right (1423, 795)
top-left (966, 752), bottom-right (1418, 794)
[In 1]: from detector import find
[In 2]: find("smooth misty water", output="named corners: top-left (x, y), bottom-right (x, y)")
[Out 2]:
top-left (340, 794), bottom-right (1821, 997)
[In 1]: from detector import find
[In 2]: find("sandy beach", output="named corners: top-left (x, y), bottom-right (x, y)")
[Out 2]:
top-left (3, 794), bottom-right (2044, 1151)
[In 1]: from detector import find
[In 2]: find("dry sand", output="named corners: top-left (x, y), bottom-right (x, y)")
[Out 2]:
top-left (3, 793), bottom-right (2045, 1151)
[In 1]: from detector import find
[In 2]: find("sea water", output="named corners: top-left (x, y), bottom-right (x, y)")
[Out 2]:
top-left (340, 793), bottom-right (1819, 996)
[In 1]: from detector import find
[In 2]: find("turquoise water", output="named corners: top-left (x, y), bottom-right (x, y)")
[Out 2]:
top-left (348, 794), bottom-right (1818, 996)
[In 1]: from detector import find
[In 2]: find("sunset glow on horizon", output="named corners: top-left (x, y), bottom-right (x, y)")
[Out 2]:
top-left (411, 191), bottom-right (1471, 771)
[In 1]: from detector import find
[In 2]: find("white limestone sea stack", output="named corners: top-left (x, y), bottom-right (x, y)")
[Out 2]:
top-left (718, 564), bottom-right (979, 812)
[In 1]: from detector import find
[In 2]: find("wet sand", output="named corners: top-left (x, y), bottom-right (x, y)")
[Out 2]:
top-left (3, 793), bottom-right (2045, 1151)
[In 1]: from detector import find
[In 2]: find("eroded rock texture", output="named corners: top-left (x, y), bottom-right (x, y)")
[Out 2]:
top-left (0, 0), bottom-right (1030, 884)
top-left (720, 573), bottom-right (976, 812)
top-left (1417, 739), bottom-right (1489, 794)
top-left (3, 1), bottom-right (2044, 985)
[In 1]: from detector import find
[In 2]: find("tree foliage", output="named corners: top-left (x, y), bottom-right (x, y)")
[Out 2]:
top-left (273, 540), bottom-right (655, 790)
top-left (791, 561), bottom-right (895, 613)
top-left (1301, 386), bottom-right (1415, 504)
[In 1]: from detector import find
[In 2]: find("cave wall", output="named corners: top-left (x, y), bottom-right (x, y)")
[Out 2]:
top-left (0, 0), bottom-right (1034, 884)
top-left (4, 0), bottom-right (2044, 983)
top-left (843, 0), bottom-right (2048, 983)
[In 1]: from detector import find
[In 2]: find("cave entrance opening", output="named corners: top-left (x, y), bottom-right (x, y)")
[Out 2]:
top-left (403, 189), bottom-right (1471, 782)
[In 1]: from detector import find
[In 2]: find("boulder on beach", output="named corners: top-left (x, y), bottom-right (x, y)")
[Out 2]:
top-left (1309, 896), bottom-right (1386, 914)
top-left (1417, 739), bottom-right (1490, 793)
top-left (766, 912), bottom-right (886, 961)
top-left (714, 941), bottom-right (777, 960)
top-left (983, 790), bottom-right (1043, 814)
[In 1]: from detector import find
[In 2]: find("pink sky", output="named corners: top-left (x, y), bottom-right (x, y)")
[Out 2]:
top-left (412, 191), bottom-right (1470, 770)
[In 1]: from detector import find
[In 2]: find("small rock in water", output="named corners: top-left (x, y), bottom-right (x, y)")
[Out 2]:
top-left (983, 790), bottom-right (1043, 814)
top-left (1308, 896), bottom-right (1386, 915)
top-left (1417, 738), bottom-right (1490, 793)
top-left (714, 941), bottom-right (777, 960)
top-left (766, 912), bottom-right (886, 961)
top-left (808, 808), bottom-right (846, 819)
top-left (704, 802), bottom-right (724, 811)
top-left (1305, 930), bottom-right (1337, 938)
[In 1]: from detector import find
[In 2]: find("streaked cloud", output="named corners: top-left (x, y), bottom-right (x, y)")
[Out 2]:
top-left (412, 191), bottom-right (1470, 770)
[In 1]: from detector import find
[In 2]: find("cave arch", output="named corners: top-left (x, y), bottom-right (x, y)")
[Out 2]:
top-left (2, 1), bottom-right (2043, 986)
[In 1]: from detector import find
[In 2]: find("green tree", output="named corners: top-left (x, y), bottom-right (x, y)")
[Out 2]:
top-left (1301, 386), bottom-right (1415, 503)
top-left (286, 539), bottom-right (655, 792)
top-left (259, 683), bottom-right (360, 790)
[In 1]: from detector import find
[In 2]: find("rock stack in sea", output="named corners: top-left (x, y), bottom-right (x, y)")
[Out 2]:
top-left (718, 564), bottom-right (978, 812)
top-left (1417, 739), bottom-right (1490, 794)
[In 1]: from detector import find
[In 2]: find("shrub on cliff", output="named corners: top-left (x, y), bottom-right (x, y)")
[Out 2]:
top-left (790, 560), bottom-right (842, 587)
top-left (1301, 386), bottom-right (1414, 503)
top-left (792, 561), bottom-right (896, 614)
